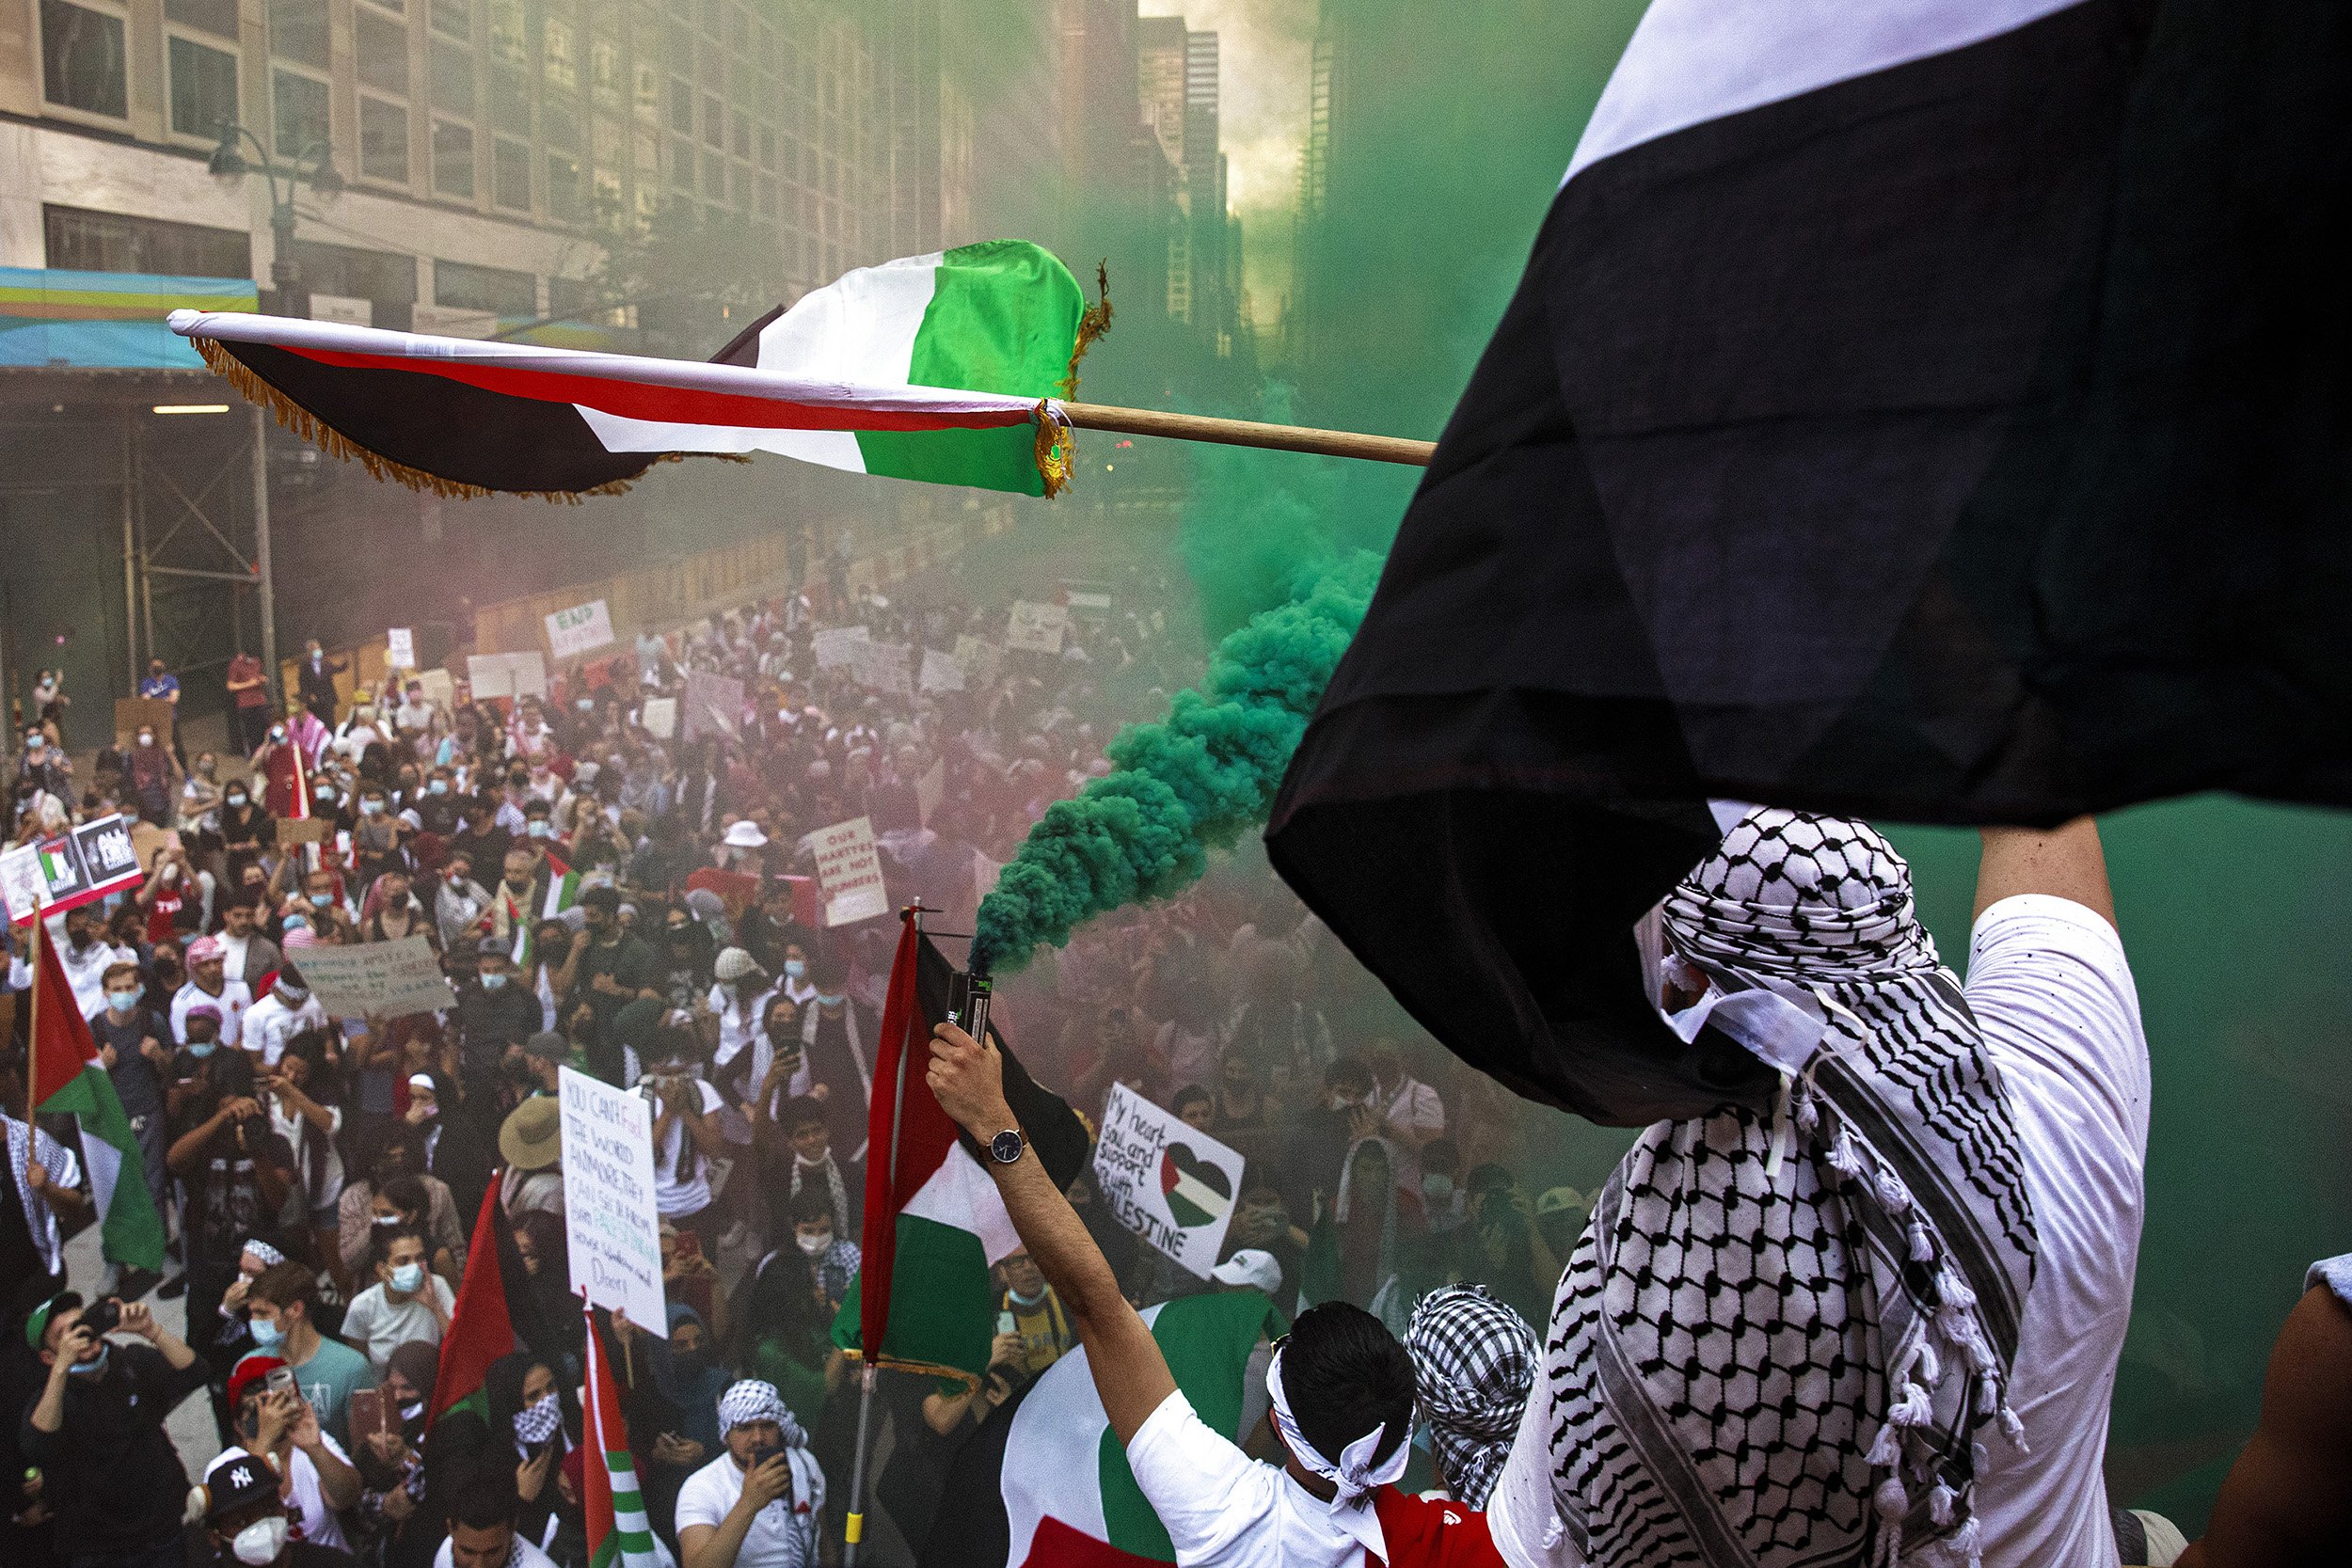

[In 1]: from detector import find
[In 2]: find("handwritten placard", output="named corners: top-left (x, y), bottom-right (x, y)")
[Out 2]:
top-left (558, 1066), bottom-right (667, 1326)
top-left (545, 599), bottom-right (615, 660)
top-left (682, 669), bottom-right (742, 742)
top-left (954, 635), bottom-right (1003, 689)
top-left (919, 647), bottom-right (964, 693)
top-left (808, 815), bottom-right (889, 927)
top-left (385, 627), bottom-right (416, 670)
top-left (1005, 601), bottom-right (1068, 655)
top-left (639, 695), bottom-right (677, 739)
top-left (288, 935), bottom-right (455, 1018)
top-left (1093, 1084), bottom-right (1247, 1278)
top-left (812, 626), bottom-right (868, 670)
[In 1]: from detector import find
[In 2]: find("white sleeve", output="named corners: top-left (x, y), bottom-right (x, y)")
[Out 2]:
top-left (673, 1465), bottom-right (727, 1533)
top-left (698, 1080), bottom-right (725, 1115)
top-left (1123, 1391), bottom-right (1264, 1563)
top-left (1963, 894), bottom-right (2150, 1150)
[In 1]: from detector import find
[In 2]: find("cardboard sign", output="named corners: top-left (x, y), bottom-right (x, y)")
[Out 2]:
top-left (115, 696), bottom-right (176, 743)
top-left (416, 668), bottom-right (455, 711)
top-left (464, 651), bottom-right (547, 701)
top-left (1005, 601), bottom-right (1068, 655)
top-left (6, 810), bottom-right (152, 925)
top-left (639, 695), bottom-right (677, 739)
top-left (919, 647), bottom-right (965, 693)
top-left (1093, 1084), bottom-right (1247, 1279)
top-left (682, 670), bottom-right (742, 742)
top-left (275, 816), bottom-right (333, 845)
top-left (288, 935), bottom-right (455, 1018)
top-left (545, 598), bottom-right (615, 660)
top-left (954, 635), bottom-right (1003, 689)
top-left (847, 639), bottom-right (914, 698)
top-left (812, 626), bottom-right (868, 670)
top-left (808, 816), bottom-right (889, 927)
top-left (558, 1065), bottom-right (668, 1327)
top-left (385, 628), bottom-right (417, 670)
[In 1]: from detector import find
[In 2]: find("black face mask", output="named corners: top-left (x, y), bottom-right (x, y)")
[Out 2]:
top-left (673, 1349), bottom-right (707, 1380)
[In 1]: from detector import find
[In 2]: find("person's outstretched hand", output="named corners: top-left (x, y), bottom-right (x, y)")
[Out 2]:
top-left (928, 1022), bottom-right (1011, 1137)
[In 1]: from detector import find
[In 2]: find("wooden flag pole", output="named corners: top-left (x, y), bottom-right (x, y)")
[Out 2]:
top-left (1057, 400), bottom-right (1436, 467)
top-left (23, 915), bottom-right (42, 1190)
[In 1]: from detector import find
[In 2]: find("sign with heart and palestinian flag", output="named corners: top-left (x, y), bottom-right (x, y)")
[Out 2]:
top-left (1092, 1084), bottom-right (1246, 1280)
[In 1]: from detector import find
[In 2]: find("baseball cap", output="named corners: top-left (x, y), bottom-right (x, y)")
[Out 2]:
top-left (200, 1446), bottom-right (281, 1521)
top-left (1534, 1186), bottom-right (1588, 1218)
top-left (1209, 1249), bottom-right (1281, 1294)
top-left (225, 1353), bottom-right (288, 1411)
top-left (477, 935), bottom-right (514, 958)
top-left (522, 1031), bottom-right (570, 1064)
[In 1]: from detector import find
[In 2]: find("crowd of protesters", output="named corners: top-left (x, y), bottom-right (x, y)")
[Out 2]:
top-left (2, 553), bottom-right (1580, 1568)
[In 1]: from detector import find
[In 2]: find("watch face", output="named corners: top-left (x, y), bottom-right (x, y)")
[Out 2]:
top-left (991, 1129), bottom-right (1024, 1164)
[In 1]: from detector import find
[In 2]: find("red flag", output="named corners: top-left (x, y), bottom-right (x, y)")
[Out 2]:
top-left (855, 912), bottom-right (930, 1358)
top-left (429, 1176), bottom-right (517, 1424)
top-left (28, 919), bottom-right (100, 1108)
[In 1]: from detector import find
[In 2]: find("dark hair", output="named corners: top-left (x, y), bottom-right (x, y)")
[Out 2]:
top-left (450, 1468), bottom-right (520, 1533)
top-left (372, 1224), bottom-right (430, 1270)
top-left (1421, 1138), bottom-right (1460, 1177)
top-left (379, 1172), bottom-right (429, 1219)
top-left (1325, 1055), bottom-right (1374, 1096)
top-left (249, 1259), bottom-right (318, 1314)
top-left (512, 1209), bottom-right (566, 1267)
top-left (1279, 1302), bottom-right (1415, 1471)
top-left (781, 1095), bottom-right (827, 1132)
top-left (807, 949), bottom-right (848, 989)
top-left (1172, 1085), bottom-right (1212, 1117)
top-left (787, 1185), bottom-right (835, 1227)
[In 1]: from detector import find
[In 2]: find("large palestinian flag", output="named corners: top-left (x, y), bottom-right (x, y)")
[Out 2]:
top-left (1267, 0), bottom-right (2352, 1127)
top-left (168, 240), bottom-right (1108, 499)
top-left (832, 922), bottom-right (1090, 1384)
top-left (26, 918), bottom-right (165, 1272)
top-left (919, 1291), bottom-right (1281, 1568)
top-left (583, 1308), bottom-right (661, 1568)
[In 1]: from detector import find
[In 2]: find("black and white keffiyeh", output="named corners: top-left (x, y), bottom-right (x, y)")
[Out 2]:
top-left (1406, 1284), bottom-right (1539, 1509)
top-left (1541, 810), bottom-right (2037, 1568)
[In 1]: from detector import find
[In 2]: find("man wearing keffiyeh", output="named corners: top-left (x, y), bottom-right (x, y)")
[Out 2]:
top-left (1407, 1286), bottom-right (1539, 1510)
top-left (675, 1379), bottom-right (824, 1568)
top-left (1486, 810), bottom-right (2148, 1568)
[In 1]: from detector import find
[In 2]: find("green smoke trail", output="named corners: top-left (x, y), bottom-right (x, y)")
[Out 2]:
top-left (970, 549), bottom-right (1382, 974)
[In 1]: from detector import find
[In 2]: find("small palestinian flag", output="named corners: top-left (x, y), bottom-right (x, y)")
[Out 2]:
top-left (168, 240), bottom-right (1108, 500)
top-left (27, 919), bottom-right (165, 1272)
top-left (542, 849), bottom-right (580, 922)
top-left (583, 1308), bottom-right (660, 1568)
top-left (920, 1291), bottom-right (1281, 1568)
top-left (832, 921), bottom-right (1089, 1384)
top-left (1269, 0), bottom-right (2352, 1127)
top-left (428, 1179), bottom-right (518, 1425)
top-left (1159, 1144), bottom-right (1233, 1230)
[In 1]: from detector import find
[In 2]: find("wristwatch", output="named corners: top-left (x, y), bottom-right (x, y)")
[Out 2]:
top-left (989, 1128), bottom-right (1025, 1165)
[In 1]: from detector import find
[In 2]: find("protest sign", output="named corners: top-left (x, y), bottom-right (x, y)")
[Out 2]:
top-left (6, 811), bottom-right (153, 926)
top-left (0, 844), bottom-right (54, 926)
top-left (507, 651), bottom-right (548, 699)
top-left (809, 816), bottom-right (889, 927)
top-left (919, 647), bottom-right (964, 693)
top-left (848, 639), bottom-right (914, 697)
top-left (545, 598), bottom-right (615, 659)
top-left (954, 635), bottom-right (1003, 689)
top-left (115, 696), bottom-right (176, 743)
top-left (465, 652), bottom-right (548, 701)
top-left (1093, 1084), bottom-right (1247, 1278)
top-left (640, 695), bottom-right (677, 739)
top-left (1006, 601), bottom-right (1068, 655)
top-left (386, 627), bottom-right (417, 669)
top-left (558, 1066), bottom-right (667, 1326)
top-left (275, 816), bottom-right (332, 845)
top-left (682, 669), bottom-right (742, 741)
top-left (417, 668), bottom-right (455, 711)
top-left (813, 626), bottom-right (868, 670)
top-left (290, 935), bottom-right (455, 1018)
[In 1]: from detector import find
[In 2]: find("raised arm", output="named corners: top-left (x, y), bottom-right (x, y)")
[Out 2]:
top-left (2177, 1282), bottom-right (2352, 1568)
top-left (928, 1022), bottom-right (1176, 1444)
top-left (1973, 816), bottom-right (2115, 929)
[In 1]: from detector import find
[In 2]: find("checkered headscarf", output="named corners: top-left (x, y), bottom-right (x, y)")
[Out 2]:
top-left (1405, 1285), bottom-right (1537, 1508)
top-left (1537, 810), bottom-right (2037, 1568)
top-left (717, 1380), bottom-right (807, 1445)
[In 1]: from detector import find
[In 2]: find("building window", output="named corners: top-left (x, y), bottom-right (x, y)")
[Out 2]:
top-left (634, 61), bottom-right (660, 122)
top-left (490, 69), bottom-right (530, 135)
top-left (430, 0), bottom-right (469, 40)
top-left (166, 0), bottom-right (238, 39)
top-left (547, 153), bottom-right (583, 222)
top-left (358, 13), bottom-right (410, 94)
top-left (433, 118), bottom-right (473, 198)
top-left (268, 0), bottom-right (330, 70)
top-left (273, 68), bottom-right (330, 157)
top-left (45, 203), bottom-right (250, 277)
top-left (669, 76), bottom-right (691, 135)
top-left (493, 135), bottom-right (531, 210)
top-left (701, 92), bottom-right (721, 147)
top-left (167, 36), bottom-right (238, 140)
top-left (40, 0), bottom-right (127, 119)
top-left (702, 147), bottom-right (724, 201)
top-left (731, 108), bottom-right (749, 158)
top-left (360, 95), bottom-right (408, 182)
top-left (436, 261), bottom-right (531, 316)
top-left (549, 276), bottom-right (597, 321)
top-left (544, 15), bottom-right (577, 90)
top-left (486, 0), bottom-right (524, 64)
top-left (543, 94), bottom-right (577, 149)
top-left (431, 39), bottom-right (473, 114)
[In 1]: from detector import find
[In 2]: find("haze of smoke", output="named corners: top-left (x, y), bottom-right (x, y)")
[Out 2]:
top-left (970, 549), bottom-right (1381, 974)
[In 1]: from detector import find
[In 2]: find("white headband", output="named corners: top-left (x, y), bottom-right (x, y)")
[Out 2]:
top-left (1265, 1343), bottom-right (1411, 1507)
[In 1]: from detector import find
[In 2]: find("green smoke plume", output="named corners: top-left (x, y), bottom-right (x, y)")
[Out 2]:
top-left (970, 549), bottom-right (1381, 974)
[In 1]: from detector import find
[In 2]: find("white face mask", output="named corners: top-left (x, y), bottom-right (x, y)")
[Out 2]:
top-left (389, 1261), bottom-right (426, 1294)
top-left (795, 1231), bottom-right (833, 1257)
top-left (230, 1513), bottom-right (288, 1566)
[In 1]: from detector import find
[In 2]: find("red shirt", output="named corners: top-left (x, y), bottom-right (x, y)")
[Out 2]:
top-left (1371, 1488), bottom-right (1503, 1568)
top-left (228, 652), bottom-right (267, 707)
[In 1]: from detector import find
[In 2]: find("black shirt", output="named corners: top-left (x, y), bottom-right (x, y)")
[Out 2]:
top-left (18, 1339), bottom-right (207, 1554)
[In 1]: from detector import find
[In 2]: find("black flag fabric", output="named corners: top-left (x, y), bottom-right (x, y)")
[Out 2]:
top-left (1267, 0), bottom-right (2351, 1125)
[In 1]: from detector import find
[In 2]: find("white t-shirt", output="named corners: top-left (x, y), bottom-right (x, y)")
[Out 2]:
top-left (648, 1078), bottom-right (726, 1216)
top-left (1488, 893), bottom-right (2146, 1568)
top-left (244, 991), bottom-right (328, 1066)
top-left (433, 1534), bottom-right (559, 1568)
top-left (1125, 1390), bottom-right (1386, 1568)
top-left (341, 1275), bottom-right (457, 1370)
top-left (674, 1449), bottom-right (824, 1568)
top-left (173, 978), bottom-right (252, 1047)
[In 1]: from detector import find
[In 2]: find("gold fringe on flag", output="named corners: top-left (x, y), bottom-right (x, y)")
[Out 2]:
top-left (192, 335), bottom-right (740, 502)
top-left (1033, 261), bottom-right (1113, 499)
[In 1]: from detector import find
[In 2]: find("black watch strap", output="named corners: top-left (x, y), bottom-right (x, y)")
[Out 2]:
top-left (989, 1128), bottom-right (1025, 1164)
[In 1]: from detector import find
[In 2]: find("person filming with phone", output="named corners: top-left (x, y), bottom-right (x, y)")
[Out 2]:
top-left (19, 1291), bottom-right (208, 1568)
top-left (675, 1380), bottom-right (823, 1568)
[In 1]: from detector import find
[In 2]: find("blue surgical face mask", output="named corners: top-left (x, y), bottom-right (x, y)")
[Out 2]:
top-left (106, 990), bottom-right (140, 1014)
top-left (815, 991), bottom-right (844, 1007)
top-left (428, 779), bottom-right (448, 796)
top-left (360, 799), bottom-right (385, 816)
top-left (188, 1038), bottom-right (218, 1059)
top-left (282, 914), bottom-right (310, 934)
top-left (66, 1343), bottom-right (109, 1378)
top-left (248, 1315), bottom-right (284, 1349)
top-left (482, 972), bottom-right (510, 991)
top-left (389, 1261), bottom-right (426, 1294)
top-left (315, 786), bottom-right (336, 804)
top-left (784, 959), bottom-right (807, 981)
top-left (527, 820), bottom-right (551, 838)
